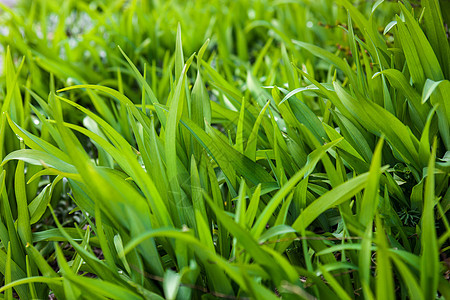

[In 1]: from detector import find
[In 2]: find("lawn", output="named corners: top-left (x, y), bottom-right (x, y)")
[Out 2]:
top-left (0, 0), bottom-right (449, 299)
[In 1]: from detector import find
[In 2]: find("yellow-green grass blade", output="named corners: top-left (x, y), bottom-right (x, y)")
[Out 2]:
top-left (375, 216), bottom-right (394, 300)
top-left (252, 138), bottom-right (343, 239)
top-left (420, 139), bottom-right (439, 299)
top-left (358, 137), bottom-right (384, 227)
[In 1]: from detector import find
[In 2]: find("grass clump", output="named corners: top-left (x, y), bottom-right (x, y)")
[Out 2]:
top-left (0, 0), bottom-right (449, 299)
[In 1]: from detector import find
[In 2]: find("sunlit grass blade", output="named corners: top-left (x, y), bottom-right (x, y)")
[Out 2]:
top-left (420, 139), bottom-right (439, 299)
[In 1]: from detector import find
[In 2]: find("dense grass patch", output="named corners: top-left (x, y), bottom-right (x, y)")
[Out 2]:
top-left (0, 0), bottom-right (449, 299)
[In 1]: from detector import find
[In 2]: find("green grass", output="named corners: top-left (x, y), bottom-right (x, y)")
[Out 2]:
top-left (0, 0), bottom-right (449, 299)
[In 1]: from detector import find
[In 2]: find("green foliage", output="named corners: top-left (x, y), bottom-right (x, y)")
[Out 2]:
top-left (0, 0), bottom-right (448, 299)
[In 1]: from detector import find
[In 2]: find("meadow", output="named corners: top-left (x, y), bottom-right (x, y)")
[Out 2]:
top-left (0, 0), bottom-right (449, 299)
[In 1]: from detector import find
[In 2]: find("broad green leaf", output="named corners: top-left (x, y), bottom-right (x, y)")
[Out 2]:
top-left (400, 4), bottom-right (444, 81)
top-left (422, 0), bottom-right (450, 78)
top-left (374, 69), bottom-right (428, 127)
top-left (2, 149), bottom-right (76, 173)
top-left (334, 82), bottom-right (420, 170)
